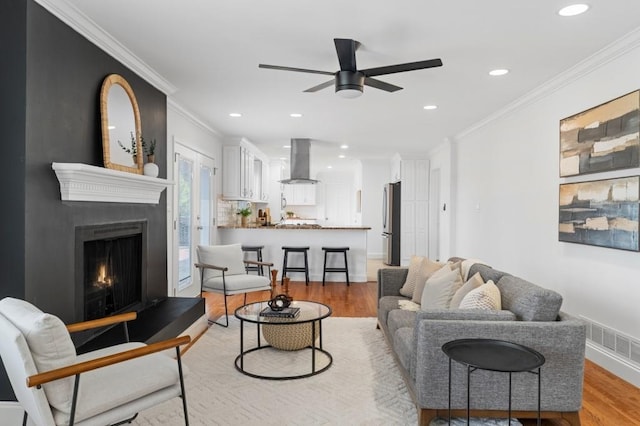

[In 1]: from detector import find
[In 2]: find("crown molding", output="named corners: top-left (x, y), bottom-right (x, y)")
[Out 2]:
top-left (34, 0), bottom-right (176, 95)
top-left (456, 26), bottom-right (640, 141)
top-left (167, 99), bottom-right (222, 137)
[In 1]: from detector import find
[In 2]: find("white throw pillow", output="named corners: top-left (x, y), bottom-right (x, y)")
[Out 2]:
top-left (412, 263), bottom-right (450, 303)
top-left (0, 297), bottom-right (77, 413)
top-left (399, 256), bottom-right (425, 297)
top-left (458, 280), bottom-right (502, 310)
top-left (420, 268), bottom-right (463, 309)
top-left (197, 244), bottom-right (247, 279)
top-left (450, 272), bottom-right (484, 308)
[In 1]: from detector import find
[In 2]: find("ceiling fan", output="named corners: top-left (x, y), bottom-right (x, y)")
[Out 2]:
top-left (259, 38), bottom-right (442, 98)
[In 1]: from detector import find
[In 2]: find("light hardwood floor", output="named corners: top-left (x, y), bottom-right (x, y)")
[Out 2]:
top-left (202, 278), bottom-right (640, 426)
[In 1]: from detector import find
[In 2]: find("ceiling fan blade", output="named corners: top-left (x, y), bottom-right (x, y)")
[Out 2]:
top-left (334, 38), bottom-right (359, 72)
top-left (303, 79), bottom-right (335, 93)
top-left (364, 77), bottom-right (403, 93)
top-left (259, 64), bottom-right (334, 76)
top-left (361, 58), bottom-right (443, 77)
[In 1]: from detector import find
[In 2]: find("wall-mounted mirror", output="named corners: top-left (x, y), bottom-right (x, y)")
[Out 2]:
top-left (100, 74), bottom-right (143, 174)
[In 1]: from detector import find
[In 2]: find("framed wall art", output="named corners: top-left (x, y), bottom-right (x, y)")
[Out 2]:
top-left (559, 176), bottom-right (639, 251)
top-left (559, 90), bottom-right (640, 177)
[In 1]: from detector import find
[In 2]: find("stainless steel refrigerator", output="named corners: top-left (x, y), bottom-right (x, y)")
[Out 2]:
top-left (382, 182), bottom-right (401, 265)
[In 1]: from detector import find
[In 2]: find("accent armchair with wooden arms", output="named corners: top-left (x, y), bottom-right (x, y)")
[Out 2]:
top-left (0, 297), bottom-right (191, 426)
top-left (195, 243), bottom-right (274, 327)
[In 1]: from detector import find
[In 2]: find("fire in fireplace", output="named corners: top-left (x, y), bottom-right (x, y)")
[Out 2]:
top-left (75, 221), bottom-right (148, 326)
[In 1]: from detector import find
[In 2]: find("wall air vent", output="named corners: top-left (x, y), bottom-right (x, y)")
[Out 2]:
top-left (581, 315), bottom-right (640, 367)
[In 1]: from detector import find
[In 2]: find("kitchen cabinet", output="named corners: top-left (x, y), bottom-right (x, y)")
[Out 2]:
top-left (282, 184), bottom-right (316, 205)
top-left (223, 139), bottom-right (268, 202)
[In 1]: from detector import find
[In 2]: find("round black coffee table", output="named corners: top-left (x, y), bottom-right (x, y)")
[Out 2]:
top-left (234, 300), bottom-right (332, 380)
top-left (442, 338), bottom-right (545, 426)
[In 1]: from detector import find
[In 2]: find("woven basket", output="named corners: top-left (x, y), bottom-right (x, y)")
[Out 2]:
top-left (262, 321), bottom-right (320, 351)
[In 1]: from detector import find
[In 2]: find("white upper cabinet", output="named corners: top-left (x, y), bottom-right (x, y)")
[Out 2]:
top-left (222, 138), bottom-right (268, 202)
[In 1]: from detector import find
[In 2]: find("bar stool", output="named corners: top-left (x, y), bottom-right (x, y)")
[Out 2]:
top-left (322, 247), bottom-right (350, 286)
top-left (281, 246), bottom-right (310, 286)
top-left (241, 245), bottom-right (264, 276)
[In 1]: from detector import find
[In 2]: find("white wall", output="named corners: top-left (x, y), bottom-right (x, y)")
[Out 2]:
top-left (451, 36), bottom-right (640, 386)
top-left (427, 141), bottom-right (453, 261)
top-left (362, 159), bottom-right (389, 258)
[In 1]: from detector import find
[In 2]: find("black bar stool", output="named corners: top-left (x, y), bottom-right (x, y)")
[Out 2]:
top-left (281, 246), bottom-right (310, 286)
top-left (322, 247), bottom-right (350, 286)
top-left (241, 245), bottom-right (264, 276)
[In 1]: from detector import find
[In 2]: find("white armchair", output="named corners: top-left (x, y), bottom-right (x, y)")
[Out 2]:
top-left (0, 297), bottom-right (190, 426)
top-left (195, 243), bottom-right (273, 327)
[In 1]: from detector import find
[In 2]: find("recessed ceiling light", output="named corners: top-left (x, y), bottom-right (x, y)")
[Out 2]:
top-left (338, 154), bottom-right (346, 159)
top-left (489, 69), bottom-right (509, 76)
top-left (327, 165), bottom-right (333, 169)
top-left (423, 105), bottom-right (438, 110)
top-left (340, 144), bottom-right (349, 149)
top-left (558, 4), bottom-right (589, 16)
top-left (229, 113), bottom-right (242, 117)
top-left (290, 113), bottom-right (303, 118)
top-left (279, 157), bottom-right (287, 160)
top-left (108, 125), bottom-right (116, 130)
top-left (283, 145), bottom-right (290, 149)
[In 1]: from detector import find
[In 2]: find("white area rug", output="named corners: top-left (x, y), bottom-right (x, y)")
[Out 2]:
top-left (132, 317), bottom-right (519, 426)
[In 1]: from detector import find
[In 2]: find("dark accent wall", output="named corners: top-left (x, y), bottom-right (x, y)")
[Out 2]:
top-left (0, 0), bottom-right (169, 400)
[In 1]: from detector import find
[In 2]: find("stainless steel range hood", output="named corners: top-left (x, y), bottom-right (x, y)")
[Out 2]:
top-left (279, 138), bottom-right (319, 184)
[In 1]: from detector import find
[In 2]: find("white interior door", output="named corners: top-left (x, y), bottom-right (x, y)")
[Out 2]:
top-left (324, 183), bottom-right (352, 226)
top-left (173, 144), bottom-right (216, 297)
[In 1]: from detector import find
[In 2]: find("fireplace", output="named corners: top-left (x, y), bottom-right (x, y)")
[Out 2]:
top-left (75, 221), bottom-right (148, 330)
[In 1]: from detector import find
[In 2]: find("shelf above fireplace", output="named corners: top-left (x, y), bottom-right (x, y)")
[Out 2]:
top-left (52, 162), bottom-right (173, 204)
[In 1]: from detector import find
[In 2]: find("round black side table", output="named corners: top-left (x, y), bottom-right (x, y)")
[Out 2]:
top-left (442, 338), bottom-right (545, 426)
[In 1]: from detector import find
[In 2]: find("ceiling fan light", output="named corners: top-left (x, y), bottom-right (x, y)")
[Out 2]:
top-left (337, 88), bottom-right (363, 98)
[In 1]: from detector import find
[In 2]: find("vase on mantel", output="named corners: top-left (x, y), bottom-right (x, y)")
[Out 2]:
top-left (143, 154), bottom-right (159, 178)
top-left (240, 216), bottom-right (248, 228)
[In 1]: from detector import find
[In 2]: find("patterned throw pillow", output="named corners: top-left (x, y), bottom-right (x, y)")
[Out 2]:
top-left (399, 256), bottom-right (425, 297)
top-left (458, 280), bottom-right (502, 310)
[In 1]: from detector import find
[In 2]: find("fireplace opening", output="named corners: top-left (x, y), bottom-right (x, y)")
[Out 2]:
top-left (75, 221), bottom-right (147, 343)
top-left (84, 234), bottom-right (142, 320)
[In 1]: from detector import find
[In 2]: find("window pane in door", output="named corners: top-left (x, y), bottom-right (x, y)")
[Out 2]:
top-left (199, 165), bottom-right (213, 245)
top-left (178, 156), bottom-right (194, 288)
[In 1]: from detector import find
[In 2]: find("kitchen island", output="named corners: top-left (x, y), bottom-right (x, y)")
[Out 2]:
top-left (217, 226), bottom-right (371, 282)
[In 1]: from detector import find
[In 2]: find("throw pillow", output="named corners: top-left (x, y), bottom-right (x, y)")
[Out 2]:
top-left (399, 256), bottom-right (425, 297)
top-left (412, 263), bottom-right (451, 304)
top-left (420, 268), bottom-right (463, 309)
top-left (450, 272), bottom-right (484, 308)
top-left (459, 280), bottom-right (502, 310)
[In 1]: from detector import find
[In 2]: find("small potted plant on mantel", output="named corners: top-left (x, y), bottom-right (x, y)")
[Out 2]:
top-left (237, 203), bottom-right (252, 227)
top-left (117, 131), bottom-right (138, 163)
top-left (142, 136), bottom-right (158, 177)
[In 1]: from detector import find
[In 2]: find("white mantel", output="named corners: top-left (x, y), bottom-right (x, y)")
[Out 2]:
top-left (52, 162), bottom-right (172, 204)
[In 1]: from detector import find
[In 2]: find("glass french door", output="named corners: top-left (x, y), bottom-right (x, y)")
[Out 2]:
top-left (173, 144), bottom-right (215, 297)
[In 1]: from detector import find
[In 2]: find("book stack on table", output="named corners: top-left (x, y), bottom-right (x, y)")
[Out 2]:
top-left (259, 306), bottom-right (300, 318)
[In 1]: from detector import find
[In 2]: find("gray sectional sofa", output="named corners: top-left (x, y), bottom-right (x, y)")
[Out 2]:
top-left (377, 261), bottom-right (587, 426)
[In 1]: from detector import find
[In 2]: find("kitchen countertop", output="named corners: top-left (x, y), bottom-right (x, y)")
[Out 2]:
top-left (218, 225), bottom-right (371, 230)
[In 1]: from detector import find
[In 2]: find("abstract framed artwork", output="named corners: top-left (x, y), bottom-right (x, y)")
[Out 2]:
top-left (560, 90), bottom-right (640, 177)
top-left (559, 176), bottom-right (639, 251)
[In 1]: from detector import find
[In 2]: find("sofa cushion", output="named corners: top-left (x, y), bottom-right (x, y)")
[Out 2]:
top-left (378, 296), bottom-right (408, 330)
top-left (450, 272), bottom-right (484, 308)
top-left (388, 309), bottom-right (416, 337)
top-left (496, 275), bottom-right (563, 321)
top-left (0, 298), bottom-right (77, 414)
top-left (459, 280), bottom-right (501, 310)
top-left (416, 308), bottom-right (516, 322)
top-left (421, 268), bottom-right (463, 309)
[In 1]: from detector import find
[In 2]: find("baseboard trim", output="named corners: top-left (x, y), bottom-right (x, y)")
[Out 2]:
top-left (586, 342), bottom-right (640, 388)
